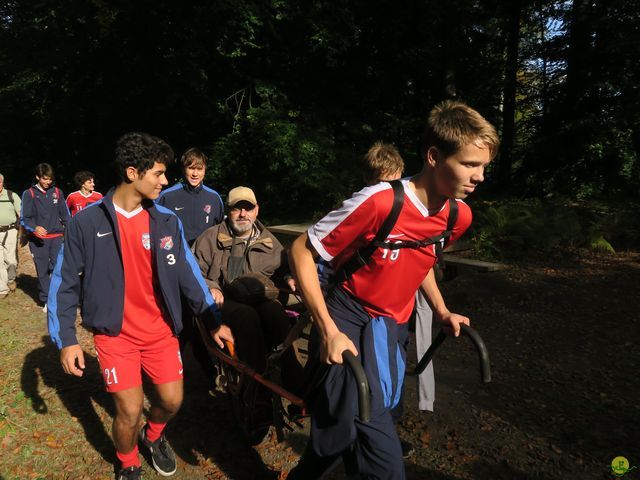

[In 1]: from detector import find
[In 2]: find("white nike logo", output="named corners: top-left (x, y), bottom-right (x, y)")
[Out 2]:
top-left (178, 368), bottom-right (183, 375)
top-left (387, 233), bottom-right (406, 239)
top-left (174, 207), bottom-right (184, 211)
top-left (96, 232), bottom-right (112, 237)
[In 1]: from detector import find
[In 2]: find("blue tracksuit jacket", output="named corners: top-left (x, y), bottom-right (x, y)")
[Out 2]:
top-left (20, 185), bottom-right (70, 235)
top-left (47, 192), bottom-right (220, 349)
top-left (157, 182), bottom-right (224, 245)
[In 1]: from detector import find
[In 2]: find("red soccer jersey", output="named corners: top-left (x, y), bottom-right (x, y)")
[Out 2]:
top-left (308, 179), bottom-right (472, 324)
top-left (115, 205), bottom-right (173, 343)
top-left (66, 190), bottom-right (103, 216)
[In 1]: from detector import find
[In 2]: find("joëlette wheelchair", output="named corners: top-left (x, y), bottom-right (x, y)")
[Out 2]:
top-left (196, 291), bottom-right (491, 446)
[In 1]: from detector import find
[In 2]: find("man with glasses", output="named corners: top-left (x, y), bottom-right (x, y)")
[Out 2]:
top-left (193, 186), bottom-right (303, 396)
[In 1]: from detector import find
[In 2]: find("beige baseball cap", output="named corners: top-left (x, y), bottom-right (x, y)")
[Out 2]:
top-left (227, 186), bottom-right (257, 207)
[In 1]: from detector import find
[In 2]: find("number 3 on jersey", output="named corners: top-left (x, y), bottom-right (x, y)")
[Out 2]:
top-left (166, 254), bottom-right (176, 265)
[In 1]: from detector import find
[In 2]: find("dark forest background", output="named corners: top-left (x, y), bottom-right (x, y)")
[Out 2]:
top-left (1, 0), bottom-right (639, 231)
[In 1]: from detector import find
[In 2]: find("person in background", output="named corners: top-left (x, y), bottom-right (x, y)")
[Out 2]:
top-left (66, 170), bottom-right (103, 216)
top-left (20, 163), bottom-right (70, 310)
top-left (0, 173), bottom-right (21, 299)
top-left (157, 148), bottom-right (224, 393)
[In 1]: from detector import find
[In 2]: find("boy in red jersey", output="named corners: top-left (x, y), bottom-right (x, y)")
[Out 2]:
top-left (66, 170), bottom-right (103, 216)
top-left (287, 101), bottom-right (499, 479)
top-left (48, 132), bottom-right (233, 480)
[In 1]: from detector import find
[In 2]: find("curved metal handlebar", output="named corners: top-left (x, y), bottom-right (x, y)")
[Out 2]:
top-left (414, 324), bottom-right (491, 384)
top-left (342, 350), bottom-right (371, 423)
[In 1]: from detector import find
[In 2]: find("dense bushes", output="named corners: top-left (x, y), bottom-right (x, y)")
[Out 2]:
top-left (468, 199), bottom-right (640, 260)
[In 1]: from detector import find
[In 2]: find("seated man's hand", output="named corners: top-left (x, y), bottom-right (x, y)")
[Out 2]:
top-left (210, 324), bottom-right (234, 348)
top-left (435, 310), bottom-right (470, 337)
top-left (210, 288), bottom-right (224, 308)
top-left (286, 277), bottom-right (297, 292)
top-left (321, 330), bottom-right (358, 365)
top-left (60, 345), bottom-right (85, 377)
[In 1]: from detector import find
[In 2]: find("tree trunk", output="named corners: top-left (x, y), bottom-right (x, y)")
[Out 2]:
top-left (498, 0), bottom-right (522, 188)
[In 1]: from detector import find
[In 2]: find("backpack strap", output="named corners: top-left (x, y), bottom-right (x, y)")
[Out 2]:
top-left (338, 179), bottom-right (405, 281)
top-left (369, 197), bottom-right (458, 266)
top-left (434, 198), bottom-right (458, 267)
top-left (7, 189), bottom-right (19, 223)
top-left (29, 187), bottom-right (35, 198)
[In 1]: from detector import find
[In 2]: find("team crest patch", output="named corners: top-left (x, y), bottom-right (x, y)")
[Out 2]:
top-left (203, 204), bottom-right (211, 214)
top-left (160, 235), bottom-right (174, 251)
top-left (141, 233), bottom-right (151, 250)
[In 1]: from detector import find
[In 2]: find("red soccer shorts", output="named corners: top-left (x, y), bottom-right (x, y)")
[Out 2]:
top-left (93, 332), bottom-right (183, 393)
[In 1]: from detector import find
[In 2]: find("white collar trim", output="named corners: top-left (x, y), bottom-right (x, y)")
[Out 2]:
top-left (113, 203), bottom-right (143, 219)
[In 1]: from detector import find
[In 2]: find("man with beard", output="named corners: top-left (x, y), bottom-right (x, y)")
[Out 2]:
top-left (193, 186), bottom-right (303, 396)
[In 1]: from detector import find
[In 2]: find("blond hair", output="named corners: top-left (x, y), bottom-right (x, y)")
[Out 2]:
top-left (422, 100), bottom-right (500, 159)
top-left (362, 142), bottom-right (405, 184)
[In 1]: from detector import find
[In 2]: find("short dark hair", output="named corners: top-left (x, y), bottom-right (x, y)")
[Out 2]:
top-left (73, 170), bottom-right (95, 188)
top-left (35, 163), bottom-right (54, 179)
top-left (180, 148), bottom-right (208, 169)
top-left (114, 132), bottom-right (174, 182)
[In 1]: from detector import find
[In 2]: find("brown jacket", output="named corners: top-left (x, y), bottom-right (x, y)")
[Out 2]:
top-left (192, 219), bottom-right (287, 292)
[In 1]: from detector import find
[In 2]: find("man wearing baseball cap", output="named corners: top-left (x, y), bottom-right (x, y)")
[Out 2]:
top-left (193, 186), bottom-right (303, 412)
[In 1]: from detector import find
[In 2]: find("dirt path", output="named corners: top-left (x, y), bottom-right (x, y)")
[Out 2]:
top-left (1, 246), bottom-right (639, 479)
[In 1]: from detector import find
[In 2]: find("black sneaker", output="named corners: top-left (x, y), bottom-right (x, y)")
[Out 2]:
top-left (139, 426), bottom-right (177, 476)
top-left (117, 466), bottom-right (142, 480)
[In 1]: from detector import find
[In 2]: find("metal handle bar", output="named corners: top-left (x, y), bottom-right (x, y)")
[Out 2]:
top-left (342, 350), bottom-right (371, 423)
top-left (413, 324), bottom-right (491, 384)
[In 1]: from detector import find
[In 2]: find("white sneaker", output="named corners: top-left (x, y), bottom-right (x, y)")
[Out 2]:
top-left (42, 304), bottom-right (47, 313)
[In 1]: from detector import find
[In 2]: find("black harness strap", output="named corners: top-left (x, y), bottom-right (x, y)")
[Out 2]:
top-left (434, 197), bottom-right (458, 267)
top-left (338, 185), bottom-right (459, 281)
top-left (338, 180), bottom-right (404, 281)
top-left (370, 197), bottom-right (458, 267)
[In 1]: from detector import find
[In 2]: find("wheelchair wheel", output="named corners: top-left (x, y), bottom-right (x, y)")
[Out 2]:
top-left (226, 365), bottom-right (271, 446)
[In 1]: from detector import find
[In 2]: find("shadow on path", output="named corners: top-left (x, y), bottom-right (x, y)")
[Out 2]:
top-left (21, 335), bottom-right (116, 465)
top-left (167, 345), bottom-right (280, 479)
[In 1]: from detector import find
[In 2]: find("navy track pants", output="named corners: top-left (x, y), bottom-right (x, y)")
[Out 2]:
top-left (289, 287), bottom-right (408, 480)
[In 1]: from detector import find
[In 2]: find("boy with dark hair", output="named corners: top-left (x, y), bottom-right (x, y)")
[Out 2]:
top-left (157, 148), bottom-right (224, 245)
top-left (157, 147), bottom-right (225, 393)
top-left (21, 162), bottom-right (70, 309)
top-left (288, 100), bottom-right (499, 479)
top-left (66, 170), bottom-right (103, 216)
top-left (48, 132), bottom-right (233, 480)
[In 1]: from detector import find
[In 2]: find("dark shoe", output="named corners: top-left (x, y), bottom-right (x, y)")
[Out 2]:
top-left (117, 466), bottom-right (142, 480)
top-left (140, 426), bottom-right (177, 476)
top-left (401, 439), bottom-right (415, 459)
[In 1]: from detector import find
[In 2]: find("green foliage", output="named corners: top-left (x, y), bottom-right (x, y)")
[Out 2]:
top-left (468, 199), bottom-right (637, 260)
top-left (211, 83), bottom-right (356, 223)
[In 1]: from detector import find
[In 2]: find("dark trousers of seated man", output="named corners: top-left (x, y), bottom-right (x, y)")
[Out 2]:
top-left (179, 296), bottom-right (218, 387)
top-left (222, 298), bottom-right (304, 396)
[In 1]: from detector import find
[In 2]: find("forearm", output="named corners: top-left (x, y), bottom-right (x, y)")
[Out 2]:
top-left (289, 233), bottom-right (339, 339)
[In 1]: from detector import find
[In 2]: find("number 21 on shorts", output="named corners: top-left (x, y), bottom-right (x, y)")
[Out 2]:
top-left (104, 367), bottom-right (118, 385)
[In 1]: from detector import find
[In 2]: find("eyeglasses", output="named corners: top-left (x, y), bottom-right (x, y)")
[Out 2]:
top-left (230, 204), bottom-right (256, 213)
